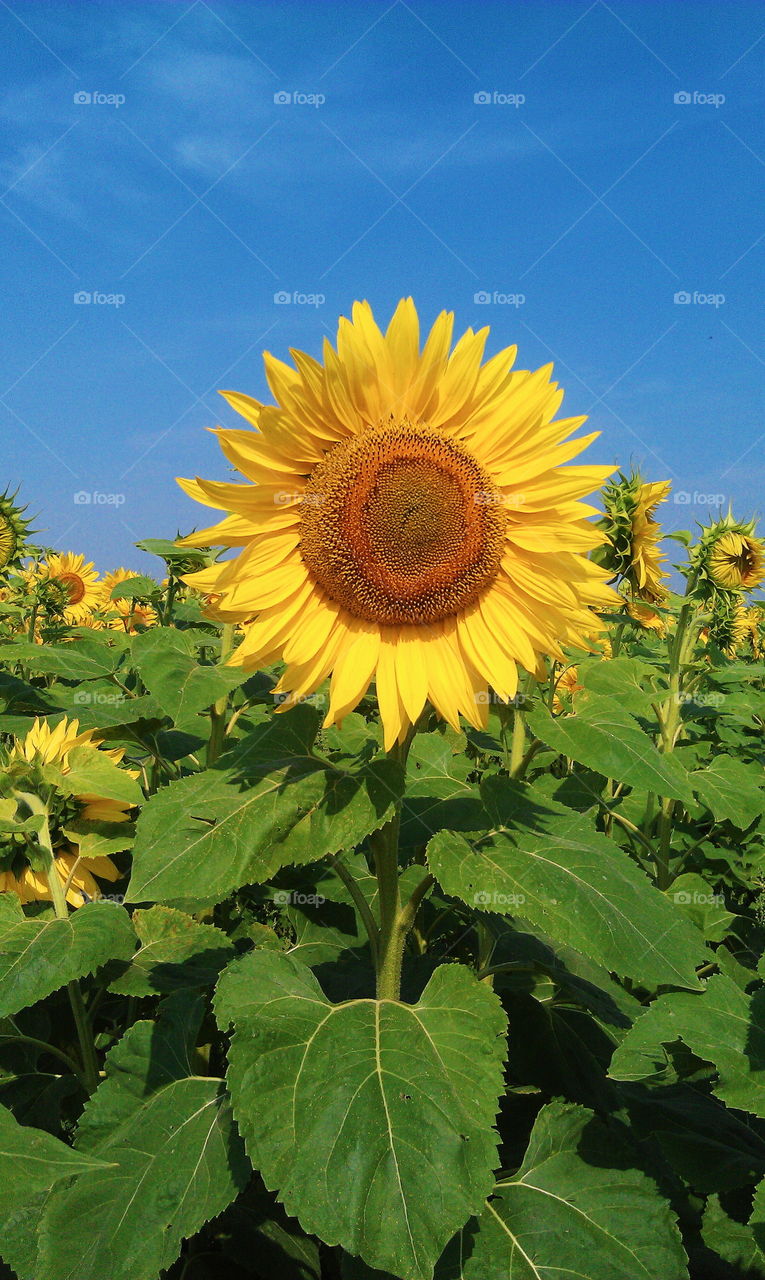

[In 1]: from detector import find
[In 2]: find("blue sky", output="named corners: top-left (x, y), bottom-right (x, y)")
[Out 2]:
top-left (1, 0), bottom-right (764, 574)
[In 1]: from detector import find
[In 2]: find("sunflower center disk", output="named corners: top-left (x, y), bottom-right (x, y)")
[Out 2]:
top-left (300, 423), bottom-right (508, 625)
top-left (59, 572), bottom-right (86, 604)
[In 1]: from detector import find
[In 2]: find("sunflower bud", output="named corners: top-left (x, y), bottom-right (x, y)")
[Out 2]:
top-left (592, 471), bottom-right (671, 604)
top-left (0, 488), bottom-right (35, 572)
top-left (689, 512), bottom-right (765, 601)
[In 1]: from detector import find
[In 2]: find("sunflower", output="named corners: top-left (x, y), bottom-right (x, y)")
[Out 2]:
top-left (1, 717), bottom-right (136, 906)
top-left (178, 299), bottom-right (617, 748)
top-left (552, 664), bottom-right (583, 713)
top-left (0, 488), bottom-right (34, 571)
top-left (708, 530), bottom-right (765, 592)
top-left (594, 472), bottom-right (671, 604)
top-left (98, 568), bottom-right (157, 632)
top-left (28, 552), bottom-right (101, 624)
top-left (627, 600), bottom-right (668, 635)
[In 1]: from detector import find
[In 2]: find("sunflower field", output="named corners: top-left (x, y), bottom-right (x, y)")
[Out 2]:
top-left (2, 301), bottom-right (765, 1280)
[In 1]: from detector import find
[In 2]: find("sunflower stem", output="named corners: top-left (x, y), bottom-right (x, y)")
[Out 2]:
top-left (31, 800), bottom-right (100, 1094)
top-left (207, 623), bottom-right (235, 766)
top-left (371, 731), bottom-right (417, 1001)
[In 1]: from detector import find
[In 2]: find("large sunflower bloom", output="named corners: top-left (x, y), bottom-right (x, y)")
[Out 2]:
top-left (2, 717), bottom-right (137, 906)
top-left (179, 300), bottom-right (617, 747)
top-left (29, 552), bottom-right (101, 624)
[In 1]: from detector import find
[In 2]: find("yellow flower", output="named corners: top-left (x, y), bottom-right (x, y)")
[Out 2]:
top-left (629, 480), bottom-right (671, 603)
top-left (0, 847), bottom-right (120, 908)
top-left (552, 664), bottom-right (583, 713)
top-left (708, 530), bottom-right (765, 592)
top-left (98, 568), bottom-right (157, 632)
top-left (28, 552), bottom-right (101, 623)
top-left (594, 473), bottom-right (670, 605)
top-left (178, 299), bottom-right (617, 748)
top-left (627, 600), bottom-right (668, 635)
top-left (0, 488), bottom-right (34, 570)
top-left (2, 717), bottom-right (138, 907)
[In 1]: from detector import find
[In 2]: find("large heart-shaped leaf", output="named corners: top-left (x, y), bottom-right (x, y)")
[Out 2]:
top-left (427, 804), bottom-right (706, 990)
top-left (609, 974), bottom-right (765, 1115)
top-left (0, 1104), bottom-right (110, 1279)
top-left (527, 694), bottom-right (693, 802)
top-left (215, 951), bottom-right (507, 1280)
top-left (127, 756), bottom-right (403, 903)
top-left (0, 902), bottom-right (136, 1018)
top-left (37, 1078), bottom-right (250, 1280)
top-left (437, 1100), bottom-right (687, 1279)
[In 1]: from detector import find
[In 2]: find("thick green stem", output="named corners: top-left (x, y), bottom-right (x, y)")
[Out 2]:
top-left (207, 623), bottom-right (235, 766)
top-left (651, 584), bottom-right (701, 890)
top-left (371, 733), bottom-right (417, 1001)
top-left (31, 803), bottom-right (100, 1093)
top-left (508, 706), bottom-right (526, 778)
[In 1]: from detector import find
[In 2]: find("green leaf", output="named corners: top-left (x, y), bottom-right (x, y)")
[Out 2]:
top-left (438, 1100), bottom-right (688, 1280)
top-left (428, 787), bottom-right (706, 990)
top-left (0, 902), bottom-right (136, 1018)
top-left (664, 873), bottom-right (735, 942)
top-left (37, 1078), bottom-right (250, 1280)
top-left (578, 656), bottom-right (658, 716)
top-left (703, 1193), bottom-right (765, 1277)
top-left (609, 974), bottom-right (765, 1115)
top-left (126, 754), bottom-right (403, 904)
top-left (75, 989), bottom-right (205, 1151)
top-left (527, 693), bottom-right (693, 802)
top-left (59, 745), bottom-right (143, 807)
top-left (0, 1103), bottom-right (110, 1279)
top-left (400, 730), bottom-right (485, 849)
top-left (109, 906), bottom-right (234, 996)
top-left (0, 638), bottom-right (126, 682)
top-left (215, 952), bottom-right (507, 1280)
top-left (131, 626), bottom-right (247, 728)
top-left (109, 575), bottom-right (157, 600)
top-left (690, 754), bottom-right (765, 827)
top-left (61, 819), bottom-right (135, 860)
top-left (46, 685), bottom-right (163, 730)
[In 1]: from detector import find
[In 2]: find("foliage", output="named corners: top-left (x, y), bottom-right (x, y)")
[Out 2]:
top-left (1, 511), bottom-right (765, 1280)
